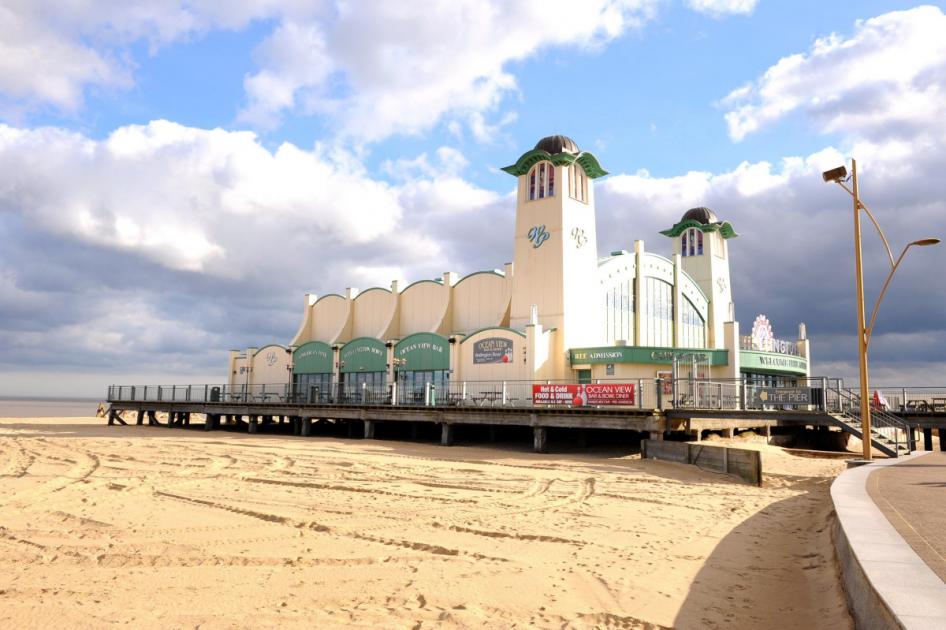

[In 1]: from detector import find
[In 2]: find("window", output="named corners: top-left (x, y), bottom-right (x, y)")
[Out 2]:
top-left (679, 297), bottom-right (706, 348)
top-left (641, 277), bottom-right (673, 347)
top-left (568, 165), bottom-right (588, 203)
top-left (528, 161), bottom-right (555, 201)
top-left (682, 228), bottom-right (702, 257)
top-left (604, 279), bottom-right (635, 344)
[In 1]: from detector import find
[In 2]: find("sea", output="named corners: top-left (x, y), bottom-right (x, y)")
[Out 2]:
top-left (0, 397), bottom-right (101, 418)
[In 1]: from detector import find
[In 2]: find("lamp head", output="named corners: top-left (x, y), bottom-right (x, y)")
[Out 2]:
top-left (911, 238), bottom-right (941, 247)
top-left (822, 165), bottom-right (848, 183)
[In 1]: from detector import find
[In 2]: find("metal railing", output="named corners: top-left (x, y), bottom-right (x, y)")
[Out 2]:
top-left (107, 376), bottom-right (853, 413)
top-left (834, 387), bottom-right (910, 452)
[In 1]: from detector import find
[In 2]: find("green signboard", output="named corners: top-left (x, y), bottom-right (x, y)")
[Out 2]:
top-left (740, 350), bottom-right (808, 375)
top-left (570, 345), bottom-right (729, 366)
top-left (394, 333), bottom-right (449, 371)
top-left (293, 341), bottom-right (333, 374)
top-left (339, 337), bottom-right (386, 373)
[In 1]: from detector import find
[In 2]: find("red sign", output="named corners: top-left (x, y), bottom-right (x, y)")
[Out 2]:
top-left (532, 383), bottom-right (635, 406)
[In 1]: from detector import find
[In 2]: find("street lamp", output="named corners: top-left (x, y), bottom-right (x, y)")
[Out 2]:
top-left (823, 159), bottom-right (940, 460)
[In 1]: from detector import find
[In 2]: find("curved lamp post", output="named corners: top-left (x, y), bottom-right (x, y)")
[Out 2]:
top-left (823, 159), bottom-right (940, 460)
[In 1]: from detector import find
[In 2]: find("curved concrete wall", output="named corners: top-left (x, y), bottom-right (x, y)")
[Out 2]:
top-left (312, 295), bottom-right (348, 343)
top-left (398, 281), bottom-right (444, 335)
top-left (352, 288), bottom-right (391, 339)
top-left (451, 272), bottom-right (509, 335)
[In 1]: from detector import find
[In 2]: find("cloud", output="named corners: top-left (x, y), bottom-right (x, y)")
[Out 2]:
top-left (722, 5), bottom-right (946, 141)
top-left (239, 0), bottom-right (658, 140)
top-left (686, 0), bottom-right (757, 17)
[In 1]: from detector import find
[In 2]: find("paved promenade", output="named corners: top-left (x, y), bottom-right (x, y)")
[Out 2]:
top-left (868, 451), bottom-right (946, 581)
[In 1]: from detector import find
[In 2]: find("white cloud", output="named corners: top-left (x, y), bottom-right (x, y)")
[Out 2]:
top-left (722, 5), bottom-right (946, 141)
top-left (240, 0), bottom-right (658, 141)
top-left (686, 0), bottom-right (757, 17)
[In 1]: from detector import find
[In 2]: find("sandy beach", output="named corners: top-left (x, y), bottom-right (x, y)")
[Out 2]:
top-left (0, 417), bottom-right (853, 629)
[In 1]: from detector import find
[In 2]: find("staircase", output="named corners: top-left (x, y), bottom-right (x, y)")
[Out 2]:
top-left (828, 389), bottom-right (911, 457)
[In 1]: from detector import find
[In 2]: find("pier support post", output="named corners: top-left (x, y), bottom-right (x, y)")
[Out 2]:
top-left (204, 414), bottom-right (214, 431)
top-left (723, 427), bottom-right (735, 439)
top-left (648, 431), bottom-right (664, 442)
top-left (441, 423), bottom-right (453, 447)
top-left (301, 418), bottom-right (311, 437)
top-left (184, 413), bottom-right (191, 426)
top-left (939, 429), bottom-right (946, 452)
top-left (148, 410), bottom-right (158, 426)
top-left (168, 412), bottom-right (176, 428)
top-left (248, 416), bottom-right (258, 434)
top-left (364, 420), bottom-right (375, 440)
top-left (411, 423), bottom-right (419, 441)
top-left (577, 429), bottom-right (587, 448)
top-left (924, 427), bottom-right (933, 451)
top-left (763, 425), bottom-right (772, 439)
top-left (488, 425), bottom-right (497, 442)
top-left (136, 410), bottom-right (144, 425)
top-left (691, 430), bottom-right (702, 442)
top-left (533, 427), bottom-right (548, 453)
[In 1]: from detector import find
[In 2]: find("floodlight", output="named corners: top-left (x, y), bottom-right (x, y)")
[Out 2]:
top-left (911, 238), bottom-right (941, 247)
top-left (822, 165), bottom-right (848, 183)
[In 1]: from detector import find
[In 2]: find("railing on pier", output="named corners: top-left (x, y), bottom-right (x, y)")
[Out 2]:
top-left (107, 376), bottom-right (855, 413)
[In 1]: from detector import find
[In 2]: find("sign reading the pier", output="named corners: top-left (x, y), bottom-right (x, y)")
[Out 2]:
top-left (753, 387), bottom-right (812, 405)
top-left (532, 384), bottom-right (635, 406)
top-left (473, 337), bottom-right (514, 364)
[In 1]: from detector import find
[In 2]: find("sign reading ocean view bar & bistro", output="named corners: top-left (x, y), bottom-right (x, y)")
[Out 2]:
top-left (532, 384), bottom-right (635, 406)
top-left (473, 337), bottom-right (514, 364)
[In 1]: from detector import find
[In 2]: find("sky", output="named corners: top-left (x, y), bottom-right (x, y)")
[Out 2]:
top-left (1, 0), bottom-right (945, 397)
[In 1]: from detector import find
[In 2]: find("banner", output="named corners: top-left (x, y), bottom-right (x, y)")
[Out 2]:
top-left (532, 383), bottom-right (635, 406)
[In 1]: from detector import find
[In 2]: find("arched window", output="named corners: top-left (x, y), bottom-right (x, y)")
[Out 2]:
top-left (528, 161), bottom-right (555, 201)
top-left (569, 165), bottom-right (587, 203)
top-left (682, 232), bottom-right (688, 257)
top-left (682, 228), bottom-right (702, 257)
top-left (697, 230), bottom-right (704, 255)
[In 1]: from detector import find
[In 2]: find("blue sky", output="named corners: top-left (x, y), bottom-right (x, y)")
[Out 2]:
top-left (0, 1), bottom-right (944, 395)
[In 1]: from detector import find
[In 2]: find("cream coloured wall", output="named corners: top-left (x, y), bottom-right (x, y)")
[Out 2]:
top-left (311, 294), bottom-right (349, 343)
top-left (351, 288), bottom-right (392, 339)
top-left (398, 280), bottom-right (445, 336)
top-left (450, 272), bottom-right (510, 334)
top-left (250, 344), bottom-right (290, 386)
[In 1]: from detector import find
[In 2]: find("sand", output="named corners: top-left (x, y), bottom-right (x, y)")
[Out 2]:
top-left (0, 418), bottom-right (853, 629)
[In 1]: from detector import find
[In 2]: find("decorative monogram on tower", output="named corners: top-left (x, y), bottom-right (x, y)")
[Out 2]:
top-left (570, 227), bottom-right (588, 248)
top-left (527, 225), bottom-right (550, 248)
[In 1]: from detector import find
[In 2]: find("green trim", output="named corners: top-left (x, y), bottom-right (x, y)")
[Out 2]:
top-left (401, 278), bottom-right (441, 293)
top-left (454, 270), bottom-right (505, 288)
top-left (353, 287), bottom-right (390, 299)
top-left (394, 333), bottom-right (449, 371)
top-left (659, 219), bottom-right (739, 239)
top-left (459, 326), bottom-right (527, 343)
top-left (314, 293), bottom-right (346, 305)
top-left (339, 337), bottom-right (387, 373)
top-left (252, 344), bottom-right (288, 357)
top-left (501, 149), bottom-right (608, 179)
top-left (740, 351), bottom-right (808, 376)
top-left (570, 345), bottom-right (729, 366)
top-left (293, 341), bottom-right (333, 374)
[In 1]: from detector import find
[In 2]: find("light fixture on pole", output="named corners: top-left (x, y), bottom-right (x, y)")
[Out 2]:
top-left (823, 160), bottom-right (940, 460)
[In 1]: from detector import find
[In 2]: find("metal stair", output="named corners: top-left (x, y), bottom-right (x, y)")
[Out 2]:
top-left (827, 400), bottom-right (911, 458)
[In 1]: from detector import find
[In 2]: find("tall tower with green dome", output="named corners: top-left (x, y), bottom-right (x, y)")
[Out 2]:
top-left (502, 135), bottom-right (609, 353)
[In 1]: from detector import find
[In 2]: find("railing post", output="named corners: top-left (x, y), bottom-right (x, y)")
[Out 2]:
top-left (204, 384), bottom-right (208, 403)
top-left (502, 381), bottom-right (507, 405)
top-left (462, 381), bottom-right (467, 402)
top-left (143, 385), bottom-right (148, 401)
top-left (656, 379), bottom-right (663, 410)
top-left (172, 385), bottom-right (176, 401)
top-left (130, 386), bottom-right (135, 402)
top-left (424, 382), bottom-right (431, 406)
top-left (157, 386), bottom-right (163, 402)
top-left (821, 377), bottom-right (828, 412)
top-left (740, 375), bottom-right (747, 410)
top-left (638, 379), bottom-right (644, 410)
top-left (717, 383), bottom-right (723, 410)
top-left (901, 387), bottom-right (907, 412)
top-left (186, 385), bottom-right (192, 402)
top-left (391, 381), bottom-right (397, 406)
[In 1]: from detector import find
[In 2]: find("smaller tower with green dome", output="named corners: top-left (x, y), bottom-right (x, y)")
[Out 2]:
top-left (660, 207), bottom-right (738, 348)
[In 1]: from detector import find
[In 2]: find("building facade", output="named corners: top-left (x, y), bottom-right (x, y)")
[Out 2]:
top-left (227, 135), bottom-right (811, 397)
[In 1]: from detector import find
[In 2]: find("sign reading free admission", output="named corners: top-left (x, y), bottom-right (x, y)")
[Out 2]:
top-left (532, 383), bottom-right (635, 406)
top-left (473, 337), bottom-right (514, 364)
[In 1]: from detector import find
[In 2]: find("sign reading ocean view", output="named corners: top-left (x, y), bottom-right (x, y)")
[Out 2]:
top-left (532, 383), bottom-right (635, 406)
top-left (473, 337), bottom-right (514, 364)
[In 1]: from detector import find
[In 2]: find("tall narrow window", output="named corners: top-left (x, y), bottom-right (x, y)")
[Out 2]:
top-left (527, 161), bottom-right (557, 201)
top-left (682, 232), bottom-right (688, 257)
top-left (548, 164), bottom-right (554, 197)
top-left (688, 229), bottom-right (695, 256)
top-left (529, 168), bottom-right (536, 201)
top-left (538, 163), bottom-right (546, 199)
top-left (697, 231), bottom-right (704, 255)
